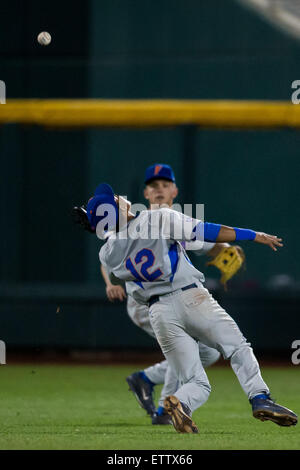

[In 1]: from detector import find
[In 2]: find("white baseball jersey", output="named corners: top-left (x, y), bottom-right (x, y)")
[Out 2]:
top-left (100, 208), bottom-right (207, 304)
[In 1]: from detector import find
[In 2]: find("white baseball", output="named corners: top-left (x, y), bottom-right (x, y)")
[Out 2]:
top-left (37, 31), bottom-right (51, 46)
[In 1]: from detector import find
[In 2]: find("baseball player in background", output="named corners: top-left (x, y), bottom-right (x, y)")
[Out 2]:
top-left (86, 182), bottom-right (297, 434)
top-left (100, 164), bottom-right (234, 425)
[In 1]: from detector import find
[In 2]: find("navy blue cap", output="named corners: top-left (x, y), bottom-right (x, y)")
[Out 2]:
top-left (86, 183), bottom-right (118, 231)
top-left (144, 164), bottom-right (176, 185)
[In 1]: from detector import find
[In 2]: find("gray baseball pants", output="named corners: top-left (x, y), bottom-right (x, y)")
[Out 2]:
top-left (149, 283), bottom-right (269, 412)
top-left (127, 294), bottom-right (220, 405)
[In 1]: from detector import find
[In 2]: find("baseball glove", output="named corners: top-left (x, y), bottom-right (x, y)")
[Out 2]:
top-left (71, 205), bottom-right (95, 233)
top-left (206, 245), bottom-right (245, 289)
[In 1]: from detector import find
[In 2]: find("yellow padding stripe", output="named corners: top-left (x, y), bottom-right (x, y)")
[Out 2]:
top-left (1, 99), bottom-right (300, 128)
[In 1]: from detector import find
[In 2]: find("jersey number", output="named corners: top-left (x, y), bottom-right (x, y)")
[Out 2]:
top-left (125, 248), bottom-right (163, 282)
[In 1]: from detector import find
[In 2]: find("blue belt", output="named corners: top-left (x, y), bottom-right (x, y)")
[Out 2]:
top-left (148, 283), bottom-right (198, 308)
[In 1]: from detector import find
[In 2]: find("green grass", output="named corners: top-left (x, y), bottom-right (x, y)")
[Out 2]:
top-left (0, 364), bottom-right (299, 450)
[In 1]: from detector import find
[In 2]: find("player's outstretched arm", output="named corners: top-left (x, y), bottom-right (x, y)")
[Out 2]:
top-left (216, 225), bottom-right (283, 251)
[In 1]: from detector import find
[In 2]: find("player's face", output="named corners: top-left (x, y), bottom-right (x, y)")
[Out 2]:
top-left (144, 179), bottom-right (178, 208)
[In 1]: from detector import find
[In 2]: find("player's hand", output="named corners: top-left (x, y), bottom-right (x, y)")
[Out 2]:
top-left (106, 284), bottom-right (127, 302)
top-left (254, 232), bottom-right (283, 251)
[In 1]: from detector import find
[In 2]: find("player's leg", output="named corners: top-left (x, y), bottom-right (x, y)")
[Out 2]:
top-left (152, 364), bottom-right (178, 425)
top-left (180, 284), bottom-right (297, 427)
top-left (149, 297), bottom-right (211, 433)
top-left (153, 342), bottom-right (220, 425)
top-left (126, 296), bottom-right (220, 424)
top-left (180, 285), bottom-right (269, 397)
top-left (143, 360), bottom-right (168, 385)
top-left (126, 296), bottom-right (166, 416)
top-left (198, 342), bottom-right (221, 368)
top-left (127, 299), bottom-right (219, 389)
top-left (160, 335), bottom-right (211, 413)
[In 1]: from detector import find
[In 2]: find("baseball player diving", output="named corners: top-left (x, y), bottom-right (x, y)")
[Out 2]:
top-left (81, 182), bottom-right (297, 434)
top-left (100, 164), bottom-right (242, 425)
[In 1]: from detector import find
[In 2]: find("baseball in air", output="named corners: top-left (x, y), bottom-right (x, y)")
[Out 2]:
top-left (37, 31), bottom-right (52, 46)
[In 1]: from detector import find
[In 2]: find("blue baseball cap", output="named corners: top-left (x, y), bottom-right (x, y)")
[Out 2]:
top-left (86, 183), bottom-right (118, 231)
top-left (144, 164), bottom-right (176, 185)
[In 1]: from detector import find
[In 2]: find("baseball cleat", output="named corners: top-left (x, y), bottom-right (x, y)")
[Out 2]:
top-left (126, 372), bottom-right (156, 416)
top-left (164, 395), bottom-right (199, 434)
top-left (251, 394), bottom-right (298, 427)
top-left (152, 407), bottom-right (172, 425)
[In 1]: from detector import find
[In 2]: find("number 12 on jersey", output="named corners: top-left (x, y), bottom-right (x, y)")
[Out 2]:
top-left (125, 248), bottom-right (163, 282)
